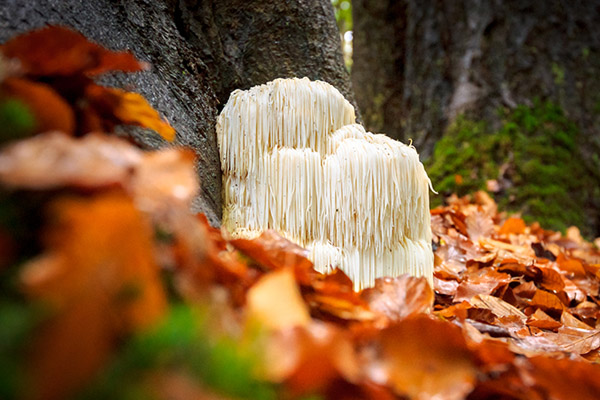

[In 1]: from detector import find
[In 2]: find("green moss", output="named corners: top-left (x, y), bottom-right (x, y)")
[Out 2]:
top-left (426, 101), bottom-right (598, 236)
top-left (0, 99), bottom-right (36, 143)
top-left (80, 306), bottom-right (279, 400)
top-left (552, 63), bottom-right (565, 86)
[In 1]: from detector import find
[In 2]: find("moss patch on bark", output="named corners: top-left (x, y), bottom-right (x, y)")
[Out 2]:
top-left (426, 101), bottom-right (600, 237)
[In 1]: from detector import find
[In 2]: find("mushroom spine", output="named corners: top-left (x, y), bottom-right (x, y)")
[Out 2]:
top-left (217, 77), bottom-right (433, 290)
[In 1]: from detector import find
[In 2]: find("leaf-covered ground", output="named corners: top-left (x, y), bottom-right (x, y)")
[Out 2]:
top-left (2, 26), bottom-right (600, 400)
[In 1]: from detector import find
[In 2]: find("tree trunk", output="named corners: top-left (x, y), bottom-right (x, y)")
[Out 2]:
top-left (0, 0), bottom-right (354, 225)
top-left (352, 0), bottom-right (600, 235)
top-left (352, 0), bottom-right (600, 158)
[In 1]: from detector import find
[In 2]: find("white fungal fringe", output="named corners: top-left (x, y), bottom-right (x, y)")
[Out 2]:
top-left (217, 77), bottom-right (433, 290)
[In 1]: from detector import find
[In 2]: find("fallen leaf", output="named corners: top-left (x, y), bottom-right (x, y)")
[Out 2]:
top-left (375, 316), bottom-right (477, 400)
top-left (129, 148), bottom-right (198, 212)
top-left (231, 230), bottom-right (313, 279)
top-left (0, 132), bottom-right (196, 209)
top-left (553, 326), bottom-right (600, 354)
top-left (498, 217), bottom-right (527, 236)
top-left (433, 276), bottom-right (459, 296)
top-left (529, 290), bottom-right (564, 314)
top-left (537, 266), bottom-right (565, 292)
top-left (513, 281), bottom-right (538, 299)
top-left (454, 268), bottom-right (512, 303)
top-left (526, 309), bottom-right (562, 331)
top-left (84, 84), bottom-right (175, 141)
top-left (1, 25), bottom-right (144, 77)
top-left (436, 301), bottom-right (473, 321)
top-left (307, 270), bottom-right (376, 322)
top-left (561, 310), bottom-right (593, 330)
top-left (361, 275), bottom-right (433, 322)
top-left (465, 210), bottom-right (494, 242)
top-left (22, 192), bottom-right (166, 400)
top-left (246, 268), bottom-right (310, 331)
top-left (0, 132), bottom-right (141, 189)
top-left (469, 294), bottom-right (527, 321)
top-left (556, 253), bottom-right (587, 277)
top-left (1, 77), bottom-right (75, 135)
top-left (516, 356), bottom-right (600, 400)
top-left (263, 322), bottom-right (359, 395)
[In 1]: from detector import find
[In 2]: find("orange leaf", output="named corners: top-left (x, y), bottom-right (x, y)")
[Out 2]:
top-left (377, 316), bottom-right (477, 399)
top-left (0, 132), bottom-right (141, 189)
top-left (530, 290), bottom-right (565, 314)
top-left (231, 230), bottom-right (313, 277)
top-left (526, 309), bottom-right (562, 331)
top-left (246, 268), bottom-right (311, 331)
top-left (305, 269), bottom-right (376, 322)
top-left (21, 192), bottom-right (166, 400)
top-left (556, 253), bottom-right (587, 277)
top-left (537, 266), bottom-right (566, 292)
top-left (498, 217), bottom-right (527, 235)
top-left (361, 275), bottom-right (433, 322)
top-left (84, 84), bottom-right (175, 141)
top-left (1, 25), bottom-right (145, 77)
top-left (465, 210), bottom-right (494, 241)
top-left (454, 268), bottom-right (512, 303)
top-left (263, 323), bottom-right (359, 395)
top-left (518, 356), bottom-right (600, 400)
top-left (0, 132), bottom-right (197, 210)
top-left (1, 77), bottom-right (75, 135)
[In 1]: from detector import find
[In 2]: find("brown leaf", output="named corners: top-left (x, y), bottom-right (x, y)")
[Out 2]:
top-left (454, 268), bottom-right (512, 303)
top-left (513, 281), bottom-right (538, 299)
top-left (0, 132), bottom-right (140, 188)
top-left (552, 326), bottom-right (600, 354)
top-left (0, 132), bottom-right (197, 209)
top-left (516, 356), bottom-right (600, 400)
top-left (306, 270), bottom-right (376, 322)
top-left (263, 323), bottom-right (359, 395)
top-left (129, 148), bottom-right (198, 212)
top-left (307, 292), bottom-right (376, 322)
top-left (231, 230), bottom-right (313, 278)
top-left (562, 276), bottom-right (587, 303)
top-left (1, 25), bottom-right (145, 77)
top-left (469, 294), bottom-right (527, 322)
top-left (375, 316), bottom-right (477, 400)
top-left (433, 276), bottom-right (459, 296)
top-left (498, 217), bottom-right (527, 236)
top-left (556, 253), bottom-right (587, 277)
top-left (530, 290), bottom-right (565, 314)
top-left (449, 210), bottom-right (469, 237)
top-left (84, 84), bottom-right (175, 141)
top-left (572, 302), bottom-right (600, 327)
top-left (561, 310), bottom-right (593, 330)
top-left (465, 210), bottom-right (494, 242)
top-left (526, 309), bottom-right (562, 331)
top-left (361, 275), bottom-right (433, 322)
top-left (497, 260), bottom-right (538, 279)
top-left (537, 266), bottom-right (565, 292)
top-left (22, 192), bottom-right (166, 400)
top-left (1, 77), bottom-right (75, 135)
top-left (469, 337), bottom-right (515, 369)
top-left (246, 268), bottom-right (311, 331)
top-left (436, 301), bottom-right (472, 321)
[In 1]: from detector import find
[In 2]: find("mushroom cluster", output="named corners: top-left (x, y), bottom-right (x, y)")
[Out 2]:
top-left (217, 78), bottom-right (433, 289)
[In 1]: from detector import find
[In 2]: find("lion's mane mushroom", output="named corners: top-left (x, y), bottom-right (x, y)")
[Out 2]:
top-left (217, 77), bottom-right (433, 289)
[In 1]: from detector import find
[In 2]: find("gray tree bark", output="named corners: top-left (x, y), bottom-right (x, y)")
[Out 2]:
top-left (352, 0), bottom-right (600, 161)
top-left (0, 0), bottom-right (354, 225)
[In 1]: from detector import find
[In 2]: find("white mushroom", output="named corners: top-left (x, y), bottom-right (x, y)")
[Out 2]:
top-left (217, 77), bottom-right (433, 290)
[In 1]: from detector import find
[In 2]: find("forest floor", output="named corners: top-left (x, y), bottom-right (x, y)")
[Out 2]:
top-left (2, 26), bottom-right (600, 400)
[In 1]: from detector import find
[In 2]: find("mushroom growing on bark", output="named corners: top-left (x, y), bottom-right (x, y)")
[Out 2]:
top-left (217, 78), bottom-right (433, 289)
